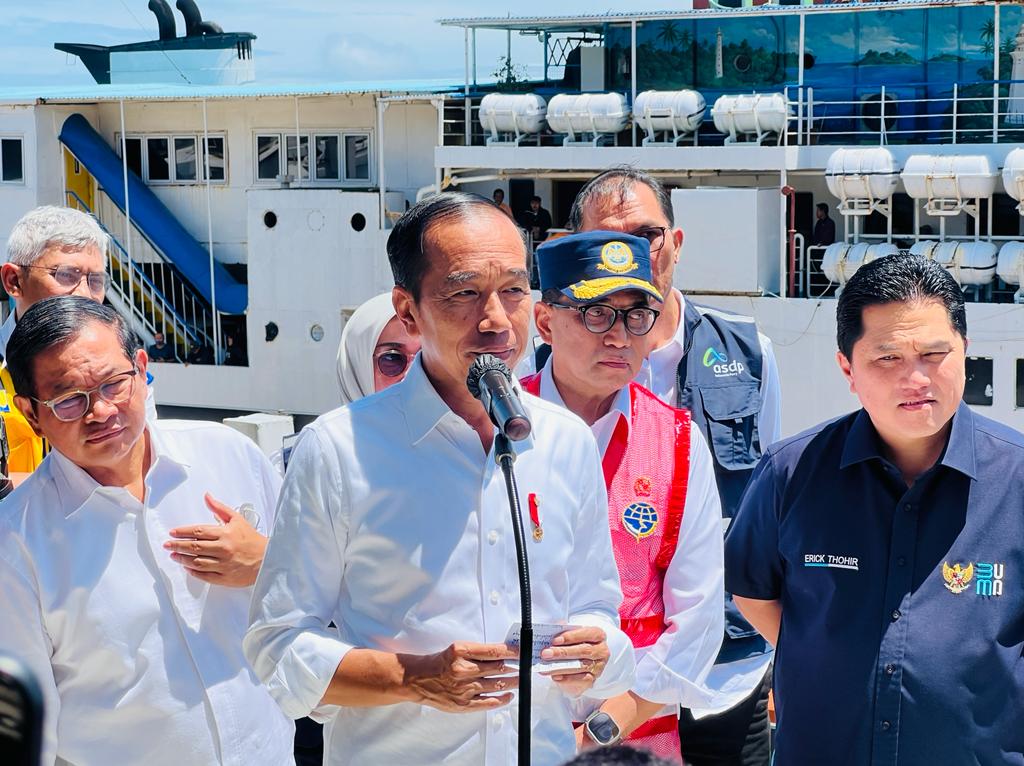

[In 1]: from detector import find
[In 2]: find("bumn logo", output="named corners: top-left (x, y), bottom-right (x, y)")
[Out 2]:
top-left (703, 347), bottom-right (745, 378)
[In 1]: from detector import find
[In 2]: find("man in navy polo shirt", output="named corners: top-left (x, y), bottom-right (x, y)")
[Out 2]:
top-left (725, 254), bottom-right (1024, 765)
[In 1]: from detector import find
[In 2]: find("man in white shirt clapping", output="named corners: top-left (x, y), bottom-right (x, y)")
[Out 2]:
top-left (0, 296), bottom-right (294, 766)
top-left (245, 192), bottom-right (636, 766)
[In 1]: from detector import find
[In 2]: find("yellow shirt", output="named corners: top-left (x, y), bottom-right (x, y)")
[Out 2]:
top-left (0, 363), bottom-right (45, 474)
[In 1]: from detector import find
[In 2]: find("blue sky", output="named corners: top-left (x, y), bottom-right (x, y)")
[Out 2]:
top-left (2, 1), bottom-right (661, 87)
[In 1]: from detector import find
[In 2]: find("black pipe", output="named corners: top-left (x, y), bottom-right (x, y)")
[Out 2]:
top-left (148, 0), bottom-right (176, 41)
top-left (176, 0), bottom-right (203, 36)
top-left (495, 433), bottom-right (533, 766)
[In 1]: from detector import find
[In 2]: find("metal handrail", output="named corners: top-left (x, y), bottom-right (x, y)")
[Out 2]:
top-left (65, 190), bottom-right (214, 362)
top-left (446, 78), bottom-right (1024, 148)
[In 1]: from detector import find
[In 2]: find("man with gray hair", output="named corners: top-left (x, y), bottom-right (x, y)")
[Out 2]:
top-left (0, 205), bottom-right (112, 475)
top-left (1, 205), bottom-right (110, 356)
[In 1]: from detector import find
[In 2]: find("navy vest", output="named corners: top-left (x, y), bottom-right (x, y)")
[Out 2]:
top-left (677, 300), bottom-right (769, 664)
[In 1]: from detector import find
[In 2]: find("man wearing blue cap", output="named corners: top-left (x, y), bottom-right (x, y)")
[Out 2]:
top-left (522, 231), bottom-right (724, 762)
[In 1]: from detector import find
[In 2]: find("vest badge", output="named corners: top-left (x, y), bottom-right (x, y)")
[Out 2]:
top-left (622, 502), bottom-right (658, 541)
top-left (942, 561), bottom-right (974, 594)
top-left (633, 476), bottom-right (652, 497)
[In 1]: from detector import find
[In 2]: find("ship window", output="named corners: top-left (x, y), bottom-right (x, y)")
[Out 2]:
top-left (344, 134), bottom-right (370, 181)
top-left (256, 131), bottom-right (372, 185)
top-left (174, 137), bottom-right (198, 182)
top-left (257, 135), bottom-right (281, 180)
top-left (124, 138), bottom-right (143, 178)
top-left (117, 133), bottom-right (225, 185)
top-left (147, 137), bottom-right (170, 182)
top-left (964, 356), bottom-right (993, 407)
top-left (286, 135), bottom-right (310, 180)
top-left (202, 136), bottom-right (225, 182)
top-left (1016, 360), bottom-right (1024, 409)
top-left (1, 137), bottom-right (24, 183)
top-left (315, 135), bottom-right (340, 180)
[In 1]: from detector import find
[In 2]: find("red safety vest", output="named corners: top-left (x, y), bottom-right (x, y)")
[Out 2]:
top-left (522, 376), bottom-right (691, 760)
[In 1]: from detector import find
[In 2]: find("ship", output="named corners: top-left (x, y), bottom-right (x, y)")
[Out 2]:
top-left (3, 0), bottom-right (1024, 437)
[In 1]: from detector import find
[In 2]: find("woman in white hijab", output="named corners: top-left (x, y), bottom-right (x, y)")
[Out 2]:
top-left (336, 292), bottom-right (420, 404)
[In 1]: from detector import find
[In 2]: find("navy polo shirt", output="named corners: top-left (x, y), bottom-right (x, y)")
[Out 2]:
top-left (725, 403), bottom-right (1024, 766)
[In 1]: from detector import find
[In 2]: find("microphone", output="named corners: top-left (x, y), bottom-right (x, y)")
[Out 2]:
top-left (467, 355), bottom-right (532, 442)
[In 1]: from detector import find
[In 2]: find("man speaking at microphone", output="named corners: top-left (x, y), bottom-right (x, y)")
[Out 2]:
top-left (245, 192), bottom-right (635, 766)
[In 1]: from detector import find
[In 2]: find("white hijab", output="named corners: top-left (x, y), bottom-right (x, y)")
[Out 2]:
top-left (336, 292), bottom-right (400, 405)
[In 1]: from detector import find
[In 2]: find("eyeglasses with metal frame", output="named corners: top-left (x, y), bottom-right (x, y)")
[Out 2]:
top-left (31, 367), bottom-right (138, 422)
top-left (22, 264), bottom-right (111, 295)
top-left (546, 301), bottom-right (661, 336)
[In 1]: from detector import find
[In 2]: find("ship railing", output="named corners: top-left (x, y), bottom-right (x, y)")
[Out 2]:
top-left (446, 80), bottom-right (1024, 148)
top-left (65, 190), bottom-right (214, 363)
top-left (785, 79), bottom-right (1024, 147)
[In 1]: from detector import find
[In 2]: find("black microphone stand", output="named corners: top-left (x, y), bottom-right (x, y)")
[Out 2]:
top-left (494, 432), bottom-right (532, 766)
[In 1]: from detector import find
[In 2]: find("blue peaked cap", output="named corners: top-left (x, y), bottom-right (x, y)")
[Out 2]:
top-left (535, 230), bottom-right (664, 303)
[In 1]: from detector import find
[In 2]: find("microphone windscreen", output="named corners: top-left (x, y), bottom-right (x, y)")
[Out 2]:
top-left (466, 354), bottom-right (511, 399)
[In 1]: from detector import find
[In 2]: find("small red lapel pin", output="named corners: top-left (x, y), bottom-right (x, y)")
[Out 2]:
top-left (528, 493), bottom-right (543, 542)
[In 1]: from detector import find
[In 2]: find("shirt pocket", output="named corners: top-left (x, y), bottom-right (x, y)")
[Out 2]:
top-left (697, 382), bottom-right (762, 471)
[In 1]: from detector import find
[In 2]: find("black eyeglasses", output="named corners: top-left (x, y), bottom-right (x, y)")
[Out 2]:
top-left (32, 367), bottom-right (137, 422)
top-left (547, 302), bottom-right (660, 336)
top-left (375, 350), bottom-right (414, 378)
top-left (629, 226), bottom-right (670, 254)
top-left (24, 264), bottom-right (111, 295)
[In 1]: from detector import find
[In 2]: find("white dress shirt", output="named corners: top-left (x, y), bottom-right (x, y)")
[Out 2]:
top-left (536, 362), bottom-right (724, 712)
top-left (639, 290), bottom-right (782, 450)
top-left (0, 420), bottom-right (294, 766)
top-left (245, 356), bottom-right (635, 766)
top-left (636, 288), bottom-right (778, 717)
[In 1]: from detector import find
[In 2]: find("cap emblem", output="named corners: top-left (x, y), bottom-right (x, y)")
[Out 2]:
top-left (598, 241), bottom-right (639, 275)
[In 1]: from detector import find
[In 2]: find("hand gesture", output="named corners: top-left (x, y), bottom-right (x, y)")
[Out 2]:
top-left (164, 493), bottom-right (268, 587)
top-left (540, 626), bottom-right (610, 697)
top-left (401, 642), bottom-right (519, 713)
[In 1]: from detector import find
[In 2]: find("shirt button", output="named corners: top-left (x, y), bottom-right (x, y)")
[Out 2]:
top-left (904, 503), bottom-right (916, 513)
top-left (490, 591), bottom-right (500, 605)
top-left (487, 530), bottom-right (499, 545)
top-left (492, 713), bottom-right (505, 731)
top-left (891, 609), bottom-right (901, 621)
top-left (885, 663), bottom-right (896, 675)
top-left (897, 557), bottom-right (907, 567)
top-left (881, 720), bottom-right (891, 731)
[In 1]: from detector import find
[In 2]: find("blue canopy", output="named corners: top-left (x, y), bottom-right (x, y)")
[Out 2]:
top-left (59, 113), bottom-right (247, 314)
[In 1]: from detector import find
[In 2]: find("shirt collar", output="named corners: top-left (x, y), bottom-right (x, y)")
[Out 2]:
top-left (399, 354), bottom-right (453, 445)
top-left (398, 353), bottom-right (536, 451)
top-left (938, 401), bottom-right (978, 479)
top-left (49, 425), bottom-right (191, 517)
top-left (839, 402), bottom-right (977, 479)
top-left (0, 310), bottom-right (16, 360)
top-left (538, 356), bottom-right (631, 440)
top-left (667, 288), bottom-right (687, 353)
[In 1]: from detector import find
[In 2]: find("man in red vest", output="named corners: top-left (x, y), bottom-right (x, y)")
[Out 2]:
top-left (523, 231), bottom-right (724, 761)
